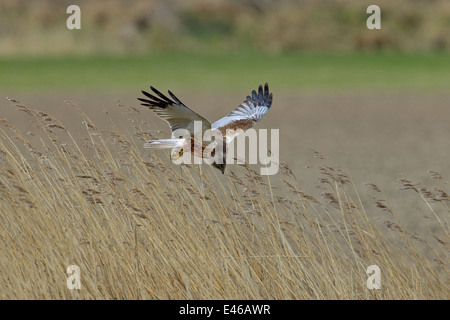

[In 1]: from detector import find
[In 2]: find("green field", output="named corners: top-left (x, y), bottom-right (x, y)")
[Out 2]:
top-left (1, 52), bottom-right (449, 93)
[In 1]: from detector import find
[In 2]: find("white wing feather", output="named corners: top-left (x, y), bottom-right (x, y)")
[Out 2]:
top-left (211, 83), bottom-right (273, 144)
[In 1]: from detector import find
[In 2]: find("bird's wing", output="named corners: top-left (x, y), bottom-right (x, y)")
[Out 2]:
top-left (211, 83), bottom-right (273, 144)
top-left (138, 86), bottom-right (211, 136)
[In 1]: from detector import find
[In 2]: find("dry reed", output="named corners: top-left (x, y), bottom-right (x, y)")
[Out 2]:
top-left (0, 98), bottom-right (448, 299)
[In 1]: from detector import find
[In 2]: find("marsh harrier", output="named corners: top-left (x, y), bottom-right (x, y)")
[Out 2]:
top-left (137, 83), bottom-right (273, 173)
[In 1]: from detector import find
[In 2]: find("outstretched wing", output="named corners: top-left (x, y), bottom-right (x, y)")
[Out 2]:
top-left (211, 83), bottom-right (273, 144)
top-left (138, 86), bottom-right (211, 136)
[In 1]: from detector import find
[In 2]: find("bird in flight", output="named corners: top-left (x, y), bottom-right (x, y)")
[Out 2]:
top-left (137, 83), bottom-right (273, 174)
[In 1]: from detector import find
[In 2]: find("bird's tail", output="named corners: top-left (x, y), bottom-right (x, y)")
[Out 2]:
top-left (144, 139), bottom-right (185, 149)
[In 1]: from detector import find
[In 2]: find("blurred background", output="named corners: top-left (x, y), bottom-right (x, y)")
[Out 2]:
top-left (1, 0), bottom-right (450, 55)
top-left (1, 0), bottom-right (449, 92)
top-left (0, 0), bottom-right (449, 232)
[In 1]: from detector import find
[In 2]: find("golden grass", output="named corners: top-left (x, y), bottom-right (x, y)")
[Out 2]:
top-left (0, 98), bottom-right (448, 299)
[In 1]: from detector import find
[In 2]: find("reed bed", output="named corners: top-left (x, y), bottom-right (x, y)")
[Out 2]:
top-left (0, 98), bottom-right (448, 299)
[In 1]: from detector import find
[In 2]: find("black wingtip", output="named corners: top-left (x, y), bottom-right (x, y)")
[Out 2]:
top-left (150, 86), bottom-right (172, 103)
top-left (247, 83), bottom-right (272, 108)
top-left (139, 85), bottom-right (186, 109)
top-left (139, 87), bottom-right (169, 109)
top-left (168, 90), bottom-right (184, 106)
top-left (258, 85), bottom-right (263, 103)
top-left (137, 97), bottom-right (149, 103)
top-left (252, 89), bottom-right (257, 101)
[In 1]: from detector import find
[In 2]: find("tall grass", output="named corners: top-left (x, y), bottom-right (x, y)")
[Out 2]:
top-left (0, 98), bottom-right (448, 299)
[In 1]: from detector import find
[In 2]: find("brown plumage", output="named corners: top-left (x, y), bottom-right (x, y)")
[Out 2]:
top-left (138, 83), bottom-right (273, 173)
